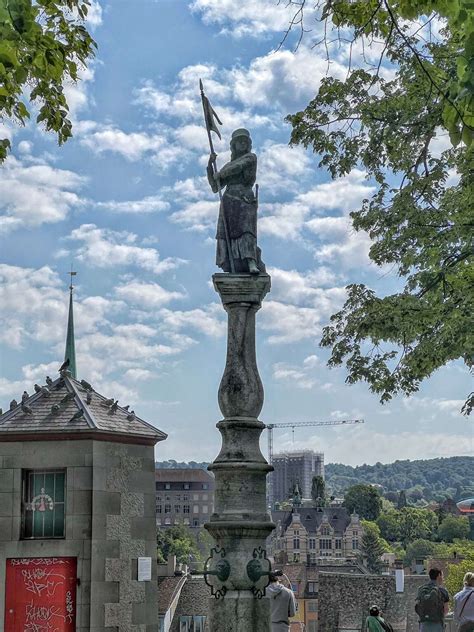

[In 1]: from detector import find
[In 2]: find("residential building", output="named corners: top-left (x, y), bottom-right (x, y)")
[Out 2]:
top-left (271, 450), bottom-right (324, 506)
top-left (270, 506), bottom-right (363, 563)
top-left (156, 468), bottom-right (215, 528)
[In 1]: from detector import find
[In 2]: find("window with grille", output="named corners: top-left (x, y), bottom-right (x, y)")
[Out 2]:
top-left (352, 538), bottom-right (359, 549)
top-left (309, 538), bottom-right (316, 549)
top-left (183, 505), bottom-right (190, 514)
top-left (307, 581), bottom-right (316, 594)
top-left (335, 539), bottom-right (342, 549)
top-left (165, 504), bottom-right (171, 513)
top-left (22, 469), bottom-right (66, 539)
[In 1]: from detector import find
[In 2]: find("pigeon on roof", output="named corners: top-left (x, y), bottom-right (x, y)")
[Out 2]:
top-left (58, 358), bottom-right (70, 373)
top-left (0, 374), bottom-right (167, 445)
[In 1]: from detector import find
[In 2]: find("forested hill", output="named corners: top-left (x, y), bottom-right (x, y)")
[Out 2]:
top-left (325, 456), bottom-right (474, 498)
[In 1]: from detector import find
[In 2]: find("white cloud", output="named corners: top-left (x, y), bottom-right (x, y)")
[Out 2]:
top-left (190, 0), bottom-right (310, 38)
top-left (158, 304), bottom-right (226, 338)
top-left (96, 195), bottom-right (170, 214)
top-left (124, 368), bottom-right (154, 382)
top-left (0, 264), bottom-right (120, 350)
top-left (258, 142), bottom-right (312, 192)
top-left (403, 396), bottom-right (466, 418)
top-left (80, 126), bottom-right (166, 161)
top-left (272, 360), bottom-right (318, 389)
top-left (68, 224), bottom-right (185, 274)
top-left (0, 156), bottom-right (85, 233)
top-left (115, 280), bottom-right (185, 308)
top-left (86, 0), bottom-right (103, 27)
top-left (300, 170), bottom-right (375, 214)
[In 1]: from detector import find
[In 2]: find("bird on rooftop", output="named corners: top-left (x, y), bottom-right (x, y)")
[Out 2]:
top-left (60, 392), bottom-right (75, 404)
top-left (46, 376), bottom-right (53, 386)
top-left (69, 409), bottom-right (84, 422)
top-left (58, 358), bottom-right (70, 373)
top-left (9, 399), bottom-right (17, 410)
top-left (21, 402), bottom-right (33, 415)
top-left (86, 392), bottom-right (92, 404)
top-left (123, 404), bottom-right (130, 411)
top-left (34, 384), bottom-right (41, 393)
top-left (127, 411), bottom-right (136, 421)
top-left (80, 379), bottom-right (93, 391)
top-left (22, 391), bottom-right (29, 402)
top-left (41, 386), bottom-right (51, 398)
top-left (110, 400), bottom-right (119, 413)
top-left (51, 404), bottom-right (60, 414)
top-left (103, 397), bottom-right (114, 406)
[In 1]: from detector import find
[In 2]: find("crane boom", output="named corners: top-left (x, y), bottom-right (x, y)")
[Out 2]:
top-left (266, 418), bottom-right (364, 506)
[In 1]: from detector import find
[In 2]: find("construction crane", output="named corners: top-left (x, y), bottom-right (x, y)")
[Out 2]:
top-left (266, 419), bottom-right (364, 504)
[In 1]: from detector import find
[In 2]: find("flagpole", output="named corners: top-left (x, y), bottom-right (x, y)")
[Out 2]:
top-left (199, 80), bottom-right (236, 274)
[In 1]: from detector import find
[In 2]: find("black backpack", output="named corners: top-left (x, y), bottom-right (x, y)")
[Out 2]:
top-left (380, 620), bottom-right (394, 632)
top-left (415, 583), bottom-right (444, 622)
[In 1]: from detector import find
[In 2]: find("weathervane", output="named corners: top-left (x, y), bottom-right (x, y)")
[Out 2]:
top-left (68, 264), bottom-right (77, 291)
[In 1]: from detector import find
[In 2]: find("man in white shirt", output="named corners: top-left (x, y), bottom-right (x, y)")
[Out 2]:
top-left (454, 571), bottom-right (474, 632)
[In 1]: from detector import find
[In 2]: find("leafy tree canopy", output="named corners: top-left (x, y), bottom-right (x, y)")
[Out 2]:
top-left (437, 515), bottom-right (471, 542)
top-left (0, 0), bottom-right (96, 161)
top-left (360, 520), bottom-right (388, 573)
top-left (326, 456), bottom-right (474, 498)
top-left (343, 483), bottom-right (382, 520)
top-left (156, 525), bottom-right (202, 565)
top-left (286, 0), bottom-right (474, 413)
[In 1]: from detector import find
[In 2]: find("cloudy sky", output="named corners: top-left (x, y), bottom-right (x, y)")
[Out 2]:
top-left (0, 0), bottom-right (472, 466)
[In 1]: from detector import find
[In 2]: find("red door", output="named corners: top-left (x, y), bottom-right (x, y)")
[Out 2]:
top-left (5, 557), bottom-right (77, 631)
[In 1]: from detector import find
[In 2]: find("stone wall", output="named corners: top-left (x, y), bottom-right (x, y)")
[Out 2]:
top-left (318, 572), bottom-right (425, 632)
top-left (91, 440), bottom-right (158, 632)
top-left (0, 438), bottom-right (158, 632)
top-left (0, 439), bottom-right (94, 631)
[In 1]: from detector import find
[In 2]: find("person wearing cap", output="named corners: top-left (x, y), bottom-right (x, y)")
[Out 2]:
top-left (207, 128), bottom-right (265, 275)
top-left (267, 571), bottom-right (297, 632)
top-left (365, 605), bottom-right (389, 631)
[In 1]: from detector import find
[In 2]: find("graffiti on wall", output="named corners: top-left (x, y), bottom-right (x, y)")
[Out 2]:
top-left (5, 557), bottom-right (77, 632)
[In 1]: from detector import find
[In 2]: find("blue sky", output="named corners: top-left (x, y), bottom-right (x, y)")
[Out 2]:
top-left (0, 0), bottom-right (472, 466)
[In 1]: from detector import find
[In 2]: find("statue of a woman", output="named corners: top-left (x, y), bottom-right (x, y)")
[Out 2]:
top-left (207, 128), bottom-right (265, 275)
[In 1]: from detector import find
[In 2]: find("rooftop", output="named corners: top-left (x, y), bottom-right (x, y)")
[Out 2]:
top-left (0, 372), bottom-right (167, 446)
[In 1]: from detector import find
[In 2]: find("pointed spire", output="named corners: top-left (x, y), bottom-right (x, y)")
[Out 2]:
top-left (64, 266), bottom-right (77, 378)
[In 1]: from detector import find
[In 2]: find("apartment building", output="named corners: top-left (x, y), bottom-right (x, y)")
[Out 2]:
top-left (271, 450), bottom-right (324, 505)
top-left (155, 468), bottom-right (215, 528)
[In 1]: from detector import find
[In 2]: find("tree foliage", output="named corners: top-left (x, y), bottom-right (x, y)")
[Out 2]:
top-left (0, 0), bottom-right (96, 161)
top-left (343, 483), bottom-right (382, 520)
top-left (325, 456), bottom-right (474, 499)
top-left (286, 0), bottom-right (474, 413)
top-left (437, 515), bottom-right (471, 542)
top-left (361, 520), bottom-right (390, 573)
top-left (156, 525), bottom-right (202, 565)
top-left (376, 507), bottom-right (438, 543)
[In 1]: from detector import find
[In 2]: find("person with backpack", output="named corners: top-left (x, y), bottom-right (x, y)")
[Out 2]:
top-left (267, 570), bottom-right (297, 632)
top-left (454, 571), bottom-right (474, 632)
top-left (415, 567), bottom-right (450, 631)
top-left (365, 605), bottom-right (394, 631)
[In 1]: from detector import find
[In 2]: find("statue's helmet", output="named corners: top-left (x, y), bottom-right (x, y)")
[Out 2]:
top-left (231, 128), bottom-right (251, 141)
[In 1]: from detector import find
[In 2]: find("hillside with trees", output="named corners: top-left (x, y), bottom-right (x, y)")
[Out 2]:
top-left (325, 457), bottom-right (474, 502)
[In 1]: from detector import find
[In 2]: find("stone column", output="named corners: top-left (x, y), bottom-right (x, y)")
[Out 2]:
top-left (205, 273), bottom-right (275, 632)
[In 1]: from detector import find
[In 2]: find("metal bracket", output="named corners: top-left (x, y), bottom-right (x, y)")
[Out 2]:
top-left (204, 545), bottom-right (230, 599)
top-left (246, 546), bottom-right (271, 598)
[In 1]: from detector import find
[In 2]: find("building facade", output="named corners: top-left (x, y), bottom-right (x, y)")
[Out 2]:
top-left (0, 372), bottom-right (167, 632)
top-left (271, 450), bottom-right (324, 506)
top-left (155, 469), bottom-right (215, 528)
top-left (270, 507), bottom-right (363, 564)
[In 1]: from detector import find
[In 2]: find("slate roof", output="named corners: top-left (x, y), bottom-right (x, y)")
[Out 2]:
top-left (0, 373), bottom-right (167, 445)
top-left (157, 575), bottom-right (187, 613)
top-left (170, 576), bottom-right (209, 632)
top-left (155, 469), bottom-right (214, 483)
top-left (272, 506), bottom-right (352, 535)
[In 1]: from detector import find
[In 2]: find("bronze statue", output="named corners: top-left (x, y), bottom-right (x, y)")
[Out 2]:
top-left (207, 129), bottom-right (265, 274)
top-left (200, 82), bottom-right (265, 275)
